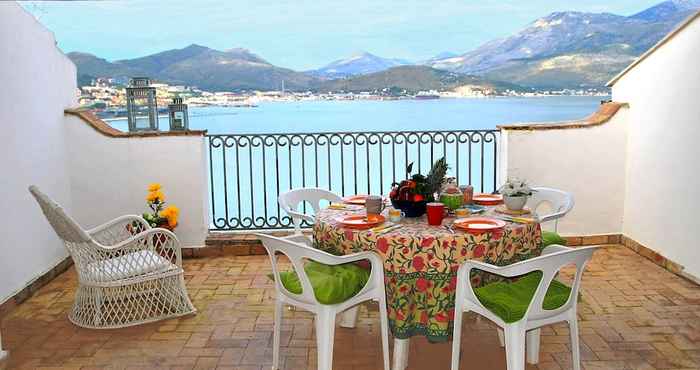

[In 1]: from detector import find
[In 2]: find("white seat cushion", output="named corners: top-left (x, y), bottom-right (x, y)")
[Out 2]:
top-left (87, 250), bottom-right (176, 281)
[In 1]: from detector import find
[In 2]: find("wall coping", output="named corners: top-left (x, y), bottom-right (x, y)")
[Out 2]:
top-left (65, 108), bottom-right (207, 138)
top-left (497, 102), bottom-right (628, 131)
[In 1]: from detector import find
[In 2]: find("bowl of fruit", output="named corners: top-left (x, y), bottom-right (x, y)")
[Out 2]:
top-left (389, 158), bottom-right (447, 218)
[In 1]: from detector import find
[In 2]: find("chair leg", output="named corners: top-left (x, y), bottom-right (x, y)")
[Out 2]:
top-left (526, 329), bottom-right (541, 364)
top-left (272, 300), bottom-right (283, 370)
top-left (393, 338), bottom-right (410, 370)
top-left (339, 305), bottom-right (360, 328)
top-left (315, 308), bottom-right (336, 370)
top-left (378, 297), bottom-right (391, 370)
top-left (504, 324), bottom-right (526, 370)
top-left (568, 312), bottom-right (581, 370)
top-left (450, 308), bottom-right (465, 370)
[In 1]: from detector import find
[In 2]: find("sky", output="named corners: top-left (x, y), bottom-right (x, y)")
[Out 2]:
top-left (22, 0), bottom-right (662, 70)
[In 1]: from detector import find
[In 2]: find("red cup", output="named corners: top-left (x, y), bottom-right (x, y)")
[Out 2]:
top-left (426, 202), bottom-right (446, 226)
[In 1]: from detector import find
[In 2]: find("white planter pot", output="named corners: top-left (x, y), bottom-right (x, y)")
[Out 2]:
top-left (504, 195), bottom-right (528, 211)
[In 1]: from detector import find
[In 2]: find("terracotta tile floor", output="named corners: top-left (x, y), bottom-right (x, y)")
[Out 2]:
top-left (1, 245), bottom-right (699, 370)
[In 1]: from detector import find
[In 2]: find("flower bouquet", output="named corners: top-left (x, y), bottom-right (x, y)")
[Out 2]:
top-left (142, 183), bottom-right (179, 230)
top-left (499, 178), bottom-right (534, 211)
top-left (389, 157), bottom-right (448, 217)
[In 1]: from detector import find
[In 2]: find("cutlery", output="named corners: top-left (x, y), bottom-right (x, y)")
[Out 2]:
top-left (494, 215), bottom-right (534, 224)
top-left (370, 222), bottom-right (395, 232)
top-left (375, 224), bottom-right (402, 235)
top-left (443, 222), bottom-right (455, 234)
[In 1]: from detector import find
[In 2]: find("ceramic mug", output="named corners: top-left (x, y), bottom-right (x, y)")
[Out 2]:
top-left (426, 202), bottom-right (447, 226)
top-left (365, 195), bottom-right (386, 215)
top-left (388, 208), bottom-right (403, 223)
top-left (455, 208), bottom-right (470, 218)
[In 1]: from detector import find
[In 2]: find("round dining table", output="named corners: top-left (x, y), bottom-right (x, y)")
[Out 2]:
top-left (312, 205), bottom-right (543, 370)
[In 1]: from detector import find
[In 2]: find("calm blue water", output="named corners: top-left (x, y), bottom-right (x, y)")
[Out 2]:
top-left (107, 96), bottom-right (605, 134)
top-left (107, 96), bottom-right (605, 229)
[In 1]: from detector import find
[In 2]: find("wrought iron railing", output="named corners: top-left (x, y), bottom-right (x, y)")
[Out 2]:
top-left (207, 130), bottom-right (499, 230)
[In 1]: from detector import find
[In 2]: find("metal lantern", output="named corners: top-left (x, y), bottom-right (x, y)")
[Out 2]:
top-left (126, 77), bottom-right (158, 132)
top-left (168, 97), bottom-right (189, 131)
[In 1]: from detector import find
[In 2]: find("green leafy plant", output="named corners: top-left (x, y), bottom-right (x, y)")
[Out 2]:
top-left (391, 157), bottom-right (449, 202)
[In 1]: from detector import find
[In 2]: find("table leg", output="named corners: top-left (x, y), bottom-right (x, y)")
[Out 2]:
top-left (339, 305), bottom-right (360, 328)
top-left (393, 338), bottom-right (410, 370)
top-left (526, 329), bottom-right (541, 364)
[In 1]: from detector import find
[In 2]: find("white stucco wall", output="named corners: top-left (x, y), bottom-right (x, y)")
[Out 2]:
top-left (612, 14), bottom-right (700, 279)
top-left (64, 116), bottom-right (210, 247)
top-left (501, 107), bottom-right (629, 235)
top-left (0, 3), bottom-right (76, 303)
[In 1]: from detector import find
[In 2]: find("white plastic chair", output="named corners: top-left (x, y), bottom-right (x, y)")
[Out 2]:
top-left (256, 233), bottom-right (390, 370)
top-left (29, 185), bottom-right (196, 329)
top-left (278, 188), bottom-right (361, 328)
top-left (527, 187), bottom-right (574, 232)
top-left (278, 188), bottom-right (343, 239)
top-left (451, 245), bottom-right (599, 370)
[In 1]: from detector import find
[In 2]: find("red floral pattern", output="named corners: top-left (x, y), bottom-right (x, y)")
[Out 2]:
top-left (312, 208), bottom-right (542, 342)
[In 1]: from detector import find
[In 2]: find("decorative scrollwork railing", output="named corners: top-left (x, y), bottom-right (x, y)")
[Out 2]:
top-left (207, 129), bottom-right (499, 230)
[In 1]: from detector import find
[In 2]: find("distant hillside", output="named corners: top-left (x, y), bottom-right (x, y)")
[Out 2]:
top-left (426, 0), bottom-right (700, 88)
top-left (316, 65), bottom-right (523, 94)
top-left (68, 44), bottom-right (315, 91)
top-left (308, 52), bottom-right (411, 79)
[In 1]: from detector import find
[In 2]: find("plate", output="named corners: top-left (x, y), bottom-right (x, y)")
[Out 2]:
top-left (472, 193), bottom-right (503, 206)
top-left (465, 204), bottom-right (486, 213)
top-left (339, 214), bottom-right (386, 229)
top-left (495, 205), bottom-right (531, 216)
top-left (453, 217), bottom-right (506, 234)
top-left (343, 195), bottom-right (368, 205)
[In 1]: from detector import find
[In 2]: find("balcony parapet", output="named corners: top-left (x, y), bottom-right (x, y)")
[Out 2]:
top-left (497, 102), bottom-right (628, 131)
top-left (64, 108), bottom-right (207, 138)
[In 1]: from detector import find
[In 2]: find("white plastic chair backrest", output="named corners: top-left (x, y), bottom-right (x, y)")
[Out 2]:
top-left (29, 185), bottom-right (91, 244)
top-left (256, 233), bottom-right (368, 306)
top-left (527, 187), bottom-right (574, 228)
top-left (278, 188), bottom-right (343, 232)
top-left (465, 245), bottom-right (598, 321)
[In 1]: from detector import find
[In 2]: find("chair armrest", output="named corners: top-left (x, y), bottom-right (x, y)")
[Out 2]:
top-left (99, 227), bottom-right (183, 267)
top-left (538, 211), bottom-right (566, 224)
top-left (286, 210), bottom-right (315, 225)
top-left (541, 244), bottom-right (571, 255)
top-left (87, 215), bottom-right (152, 245)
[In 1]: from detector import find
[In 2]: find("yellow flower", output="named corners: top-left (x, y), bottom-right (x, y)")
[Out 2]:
top-left (146, 190), bottom-right (165, 203)
top-left (161, 205), bottom-right (179, 227)
top-left (148, 183), bottom-right (162, 192)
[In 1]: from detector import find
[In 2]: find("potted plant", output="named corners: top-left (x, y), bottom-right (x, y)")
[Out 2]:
top-left (389, 158), bottom-right (448, 217)
top-left (499, 179), bottom-right (534, 211)
top-left (142, 183), bottom-right (179, 231)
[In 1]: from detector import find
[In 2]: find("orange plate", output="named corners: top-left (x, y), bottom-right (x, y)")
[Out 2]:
top-left (339, 214), bottom-right (386, 229)
top-left (453, 217), bottom-right (506, 234)
top-left (343, 195), bottom-right (368, 205)
top-left (472, 193), bottom-right (503, 206)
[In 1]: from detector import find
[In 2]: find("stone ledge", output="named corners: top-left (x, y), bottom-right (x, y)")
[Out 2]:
top-left (497, 102), bottom-right (628, 131)
top-left (65, 108), bottom-right (207, 138)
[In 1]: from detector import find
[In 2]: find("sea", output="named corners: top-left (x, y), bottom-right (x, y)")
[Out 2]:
top-left (106, 96), bottom-right (605, 134)
top-left (105, 96), bottom-right (606, 229)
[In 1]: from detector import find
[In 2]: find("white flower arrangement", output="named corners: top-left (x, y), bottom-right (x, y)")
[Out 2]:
top-left (499, 178), bottom-right (535, 197)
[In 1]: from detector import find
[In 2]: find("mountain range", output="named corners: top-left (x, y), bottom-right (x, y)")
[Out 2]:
top-left (68, 0), bottom-right (700, 92)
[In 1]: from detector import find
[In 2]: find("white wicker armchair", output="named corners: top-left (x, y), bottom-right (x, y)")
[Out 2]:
top-left (29, 185), bottom-right (196, 329)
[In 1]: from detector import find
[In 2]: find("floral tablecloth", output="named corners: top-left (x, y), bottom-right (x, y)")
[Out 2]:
top-left (312, 207), bottom-right (542, 342)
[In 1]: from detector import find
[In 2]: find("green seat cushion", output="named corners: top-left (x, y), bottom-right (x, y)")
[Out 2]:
top-left (542, 231), bottom-right (567, 247)
top-left (474, 271), bottom-right (571, 323)
top-left (269, 261), bottom-right (370, 305)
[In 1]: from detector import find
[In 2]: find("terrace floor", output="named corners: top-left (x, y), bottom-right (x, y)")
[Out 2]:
top-left (1, 245), bottom-right (699, 370)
